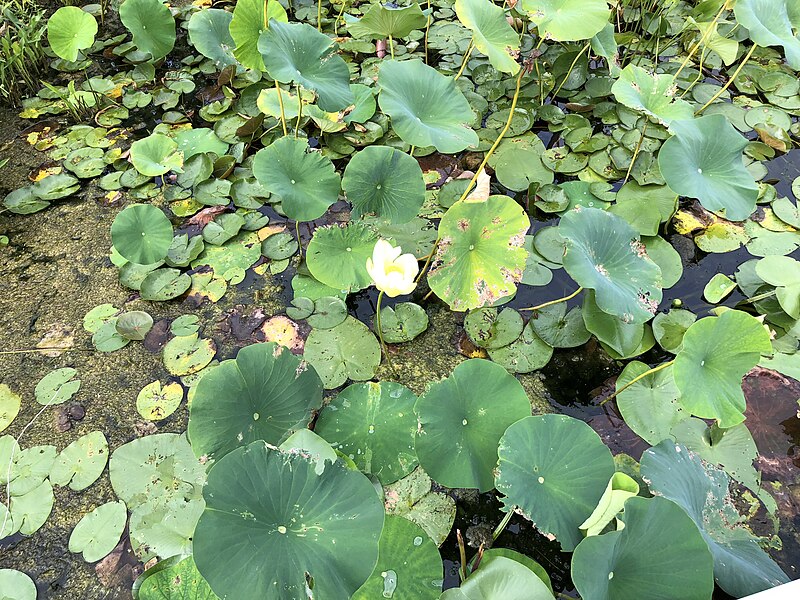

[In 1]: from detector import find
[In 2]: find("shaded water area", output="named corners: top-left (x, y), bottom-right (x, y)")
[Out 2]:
top-left (1, 102), bottom-right (800, 600)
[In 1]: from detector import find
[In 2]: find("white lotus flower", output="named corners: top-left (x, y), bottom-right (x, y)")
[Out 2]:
top-left (366, 239), bottom-right (419, 297)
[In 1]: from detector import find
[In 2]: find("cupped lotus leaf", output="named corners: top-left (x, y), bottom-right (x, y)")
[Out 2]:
top-left (47, 7), bottom-right (98, 62)
top-left (188, 8), bottom-right (236, 68)
top-left (68, 501), bottom-right (127, 563)
top-left (521, 0), bottom-right (611, 41)
top-left (673, 310), bottom-right (771, 427)
top-left (49, 431), bottom-right (108, 491)
top-left (115, 311), bottom-right (154, 340)
top-left (119, 0), bottom-right (176, 60)
top-left (252, 137), bottom-right (341, 222)
top-left (441, 556), bottom-right (554, 600)
top-left (658, 114), bottom-right (759, 221)
top-left (304, 317), bottom-right (381, 389)
top-left (755, 255), bottom-right (800, 318)
top-left (229, 0), bottom-right (288, 71)
top-left (615, 361), bottom-right (685, 446)
top-left (560, 207), bottom-right (662, 324)
top-left (471, 549), bottom-right (552, 593)
top-left (579, 472), bottom-right (639, 537)
top-left (0, 570), bottom-right (36, 600)
top-left (652, 308), bottom-right (696, 354)
top-left (611, 64), bottom-right (694, 126)
top-left (641, 442), bottom-right (789, 596)
top-left (258, 20), bottom-right (353, 111)
top-left (734, 0), bottom-right (800, 69)
top-left (352, 515), bottom-right (441, 600)
top-left (455, 0), bottom-right (520, 75)
top-left (193, 442), bottom-right (384, 600)
top-left (414, 359), bottom-right (530, 491)
top-left (342, 146), bottom-right (425, 224)
top-left (314, 381), bottom-right (418, 484)
top-left (133, 555), bottom-right (216, 600)
top-left (378, 59), bottom-right (478, 153)
top-left (428, 196), bottom-right (529, 311)
top-left (345, 3), bottom-right (428, 40)
top-left (571, 496), bottom-right (715, 600)
top-left (495, 415), bottom-right (615, 551)
top-left (306, 222), bottom-right (377, 292)
top-left (130, 134), bottom-right (183, 177)
top-left (188, 342), bottom-right (323, 461)
top-left (110, 204), bottom-right (173, 265)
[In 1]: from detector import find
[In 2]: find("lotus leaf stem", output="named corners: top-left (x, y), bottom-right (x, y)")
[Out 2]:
top-left (388, 34), bottom-right (395, 59)
top-left (492, 508), bottom-right (515, 541)
top-left (696, 44), bottom-right (758, 115)
top-left (520, 287), bottom-right (584, 312)
top-left (457, 529), bottom-right (468, 581)
top-left (551, 43), bottom-right (590, 99)
top-left (601, 359), bottom-right (675, 404)
top-left (623, 121), bottom-right (648, 185)
top-left (454, 40), bottom-right (474, 81)
top-left (295, 86), bottom-right (302, 137)
top-left (275, 80), bottom-right (288, 136)
top-left (375, 290), bottom-right (397, 376)
top-left (674, 2), bottom-right (727, 80)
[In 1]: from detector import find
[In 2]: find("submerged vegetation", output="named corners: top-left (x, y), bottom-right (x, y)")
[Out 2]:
top-left (1, 0), bottom-right (800, 598)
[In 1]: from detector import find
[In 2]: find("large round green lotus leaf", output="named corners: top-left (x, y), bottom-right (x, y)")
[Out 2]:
top-left (611, 64), bottom-right (694, 126)
top-left (47, 7), bottom-right (98, 62)
top-left (415, 359), bottom-right (530, 491)
top-left (657, 114), bottom-right (759, 221)
top-left (734, 0), bottom-right (800, 69)
top-left (571, 496), bottom-right (714, 600)
top-left (441, 556), bottom-right (554, 600)
top-left (119, 0), bottom-right (176, 60)
top-left (455, 0), bottom-right (520, 74)
top-left (0, 569), bottom-right (36, 600)
top-left (352, 515), bottom-right (441, 600)
top-left (252, 136), bottom-right (341, 222)
top-left (130, 133), bottom-right (184, 177)
top-left (187, 8), bottom-right (236, 68)
top-left (495, 414), bottom-right (615, 551)
top-left (530, 303), bottom-right (591, 348)
top-left (345, 3), bottom-right (428, 40)
top-left (755, 255), bottom-right (800, 318)
top-left (193, 442), bottom-right (384, 600)
top-left (428, 196), bottom-right (529, 311)
top-left (560, 207), bottom-right (662, 324)
top-left (314, 381), bottom-right (418, 484)
top-left (378, 59), bottom-right (479, 153)
top-left (306, 222), bottom-right (377, 292)
top-left (673, 310), bottom-right (772, 428)
top-left (304, 317), bottom-right (381, 389)
top-left (641, 442), bottom-right (789, 596)
top-left (133, 555), bottom-right (216, 600)
top-left (342, 146), bottom-right (425, 224)
top-left (258, 20), bottom-right (353, 111)
top-left (520, 0), bottom-right (611, 41)
top-left (111, 204), bottom-right (173, 265)
top-left (615, 361), bottom-right (685, 446)
top-left (174, 128), bottom-right (228, 161)
top-left (229, 0), bottom-right (288, 71)
top-left (189, 342), bottom-right (323, 461)
top-left (68, 501), bottom-right (127, 563)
